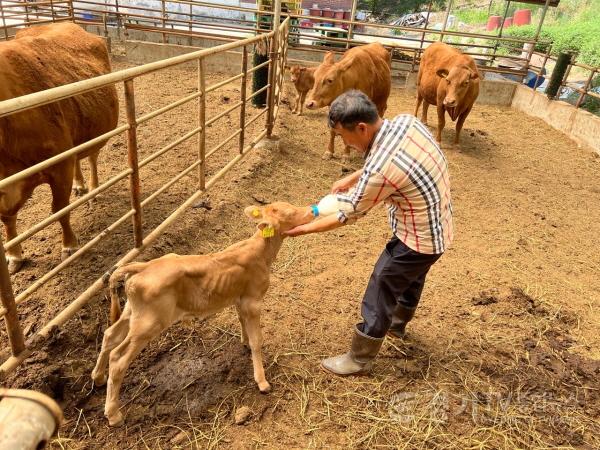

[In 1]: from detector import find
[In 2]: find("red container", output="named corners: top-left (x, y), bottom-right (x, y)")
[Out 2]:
top-left (322, 8), bottom-right (335, 18)
top-left (343, 10), bottom-right (351, 20)
top-left (513, 9), bottom-right (531, 26)
top-left (333, 10), bottom-right (344, 19)
top-left (503, 17), bottom-right (513, 28)
top-left (309, 7), bottom-right (321, 24)
top-left (486, 15), bottom-right (501, 31)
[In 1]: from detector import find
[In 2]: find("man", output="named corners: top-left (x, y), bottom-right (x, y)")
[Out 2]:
top-left (285, 90), bottom-right (453, 376)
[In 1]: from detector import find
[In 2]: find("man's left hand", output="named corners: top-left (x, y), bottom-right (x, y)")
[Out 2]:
top-left (283, 224), bottom-right (309, 237)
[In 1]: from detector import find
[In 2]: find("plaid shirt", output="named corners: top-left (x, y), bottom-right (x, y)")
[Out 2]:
top-left (337, 115), bottom-right (453, 255)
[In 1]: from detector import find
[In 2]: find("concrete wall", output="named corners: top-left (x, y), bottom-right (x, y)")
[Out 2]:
top-left (511, 85), bottom-right (600, 154)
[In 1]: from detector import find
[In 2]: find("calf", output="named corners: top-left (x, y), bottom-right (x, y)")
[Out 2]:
top-left (91, 202), bottom-right (314, 426)
top-left (287, 65), bottom-right (316, 116)
top-left (415, 42), bottom-right (480, 147)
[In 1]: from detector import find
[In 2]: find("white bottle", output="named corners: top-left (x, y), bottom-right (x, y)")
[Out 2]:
top-left (316, 189), bottom-right (355, 216)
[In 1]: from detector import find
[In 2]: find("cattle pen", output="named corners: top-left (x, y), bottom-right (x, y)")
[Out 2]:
top-left (1, 2), bottom-right (600, 449)
top-left (0, 14), bottom-right (290, 377)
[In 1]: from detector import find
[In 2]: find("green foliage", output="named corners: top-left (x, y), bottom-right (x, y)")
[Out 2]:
top-left (453, 8), bottom-right (488, 25)
top-left (503, 21), bottom-right (600, 66)
top-left (358, 0), bottom-right (444, 18)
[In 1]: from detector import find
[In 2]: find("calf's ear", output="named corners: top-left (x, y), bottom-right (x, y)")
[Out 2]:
top-left (436, 69), bottom-right (449, 79)
top-left (323, 51), bottom-right (335, 65)
top-left (244, 206), bottom-right (263, 220)
top-left (469, 70), bottom-right (479, 80)
top-left (257, 220), bottom-right (276, 238)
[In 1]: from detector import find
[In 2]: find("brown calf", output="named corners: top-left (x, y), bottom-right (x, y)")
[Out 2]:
top-left (287, 65), bottom-right (316, 116)
top-left (91, 202), bottom-right (314, 426)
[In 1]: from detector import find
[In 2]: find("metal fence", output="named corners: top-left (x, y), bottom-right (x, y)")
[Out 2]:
top-left (0, 13), bottom-right (290, 376)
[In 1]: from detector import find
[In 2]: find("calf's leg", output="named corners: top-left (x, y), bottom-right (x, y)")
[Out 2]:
top-left (235, 303), bottom-right (249, 347)
top-left (105, 315), bottom-right (164, 426)
top-left (240, 300), bottom-right (270, 393)
top-left (92, 304), bottom-right (131, 386)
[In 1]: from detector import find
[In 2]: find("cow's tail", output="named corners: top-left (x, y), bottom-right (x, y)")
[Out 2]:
top-left (105, 262), bottom-right (148, 324)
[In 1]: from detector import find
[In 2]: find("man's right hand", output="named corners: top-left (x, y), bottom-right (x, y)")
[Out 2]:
top-left (331, 169), bottom-right (362, 194)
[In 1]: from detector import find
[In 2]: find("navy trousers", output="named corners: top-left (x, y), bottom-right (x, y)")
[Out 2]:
top-left (358, 236), bottom-right (441, 338)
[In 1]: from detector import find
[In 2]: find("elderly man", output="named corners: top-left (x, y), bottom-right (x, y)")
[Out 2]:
top-left (285, 90), bottom-right (453, 376)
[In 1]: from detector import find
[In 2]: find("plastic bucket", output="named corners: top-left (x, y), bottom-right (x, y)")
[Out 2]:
top-left (514, 9), bottom-right (531, 26)
top-left (486, 15), bottom-right (501, 31)
top-left (322, 8), bottom-right (335, 18)
top-left (503, 17), bottom-right (513, 28)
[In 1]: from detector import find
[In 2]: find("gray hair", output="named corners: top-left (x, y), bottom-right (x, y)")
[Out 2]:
top-left (328, 90), bottom-right (379, 130)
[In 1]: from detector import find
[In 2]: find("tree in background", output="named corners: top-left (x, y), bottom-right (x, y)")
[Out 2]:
top-left (358, 0), bottom-right (445, 19)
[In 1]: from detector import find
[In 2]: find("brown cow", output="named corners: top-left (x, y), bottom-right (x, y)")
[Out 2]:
top-left (91, 202), bottom-right (315, 426)
top-left (287, 65), bottom-right (316, 116)
top-left (0, 23), bottom-right (118, 273)
top-left (305, 43), bottom-right (391, 162)
top-left (415, 42), bottom-right (480, 147)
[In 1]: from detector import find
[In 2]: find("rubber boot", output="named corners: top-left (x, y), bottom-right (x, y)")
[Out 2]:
top-left (321, 325), bottom-right (384, 376)
top-left (387, 305), bottom-right (416, 339)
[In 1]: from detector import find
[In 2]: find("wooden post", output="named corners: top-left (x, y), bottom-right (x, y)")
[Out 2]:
top-left (413, 0), bottom-right (432, 75)
top-left (161, 0), bottom-right (166, 43)
top-left (522, 0), bottom-right (552, 82)
top-left (1, 2), bottom-right (9, 41)
top-left (266, 0), bottom-right (281, 138)
top-left (439, 0), bottom-right (453, 42)
top-left (346, 0), bottom-right (357, 49)
top-left (575, 68), bottom-right (595, 109)
top-left (530, 43), bottom-right (552, 101)
top-left (0, 236), bottom-right (25, 356)
top-left (124, 79), bottom-right (143, 248)
top-left (188, 2), bottom-right (192, 46)
top-left (198, 58), bottom-right (206, 190)
top-left (239, 46), bottom-right (248, 154)
top-left (491, 0), bottom-right (511, 64)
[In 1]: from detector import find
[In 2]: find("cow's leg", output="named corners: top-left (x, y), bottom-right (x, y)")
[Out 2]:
top-left (323, 129), bottom-right (335, 160)
top-left (235, 304), bottom-right (249, 347)
top-left (73, 159), bottom-right (87, 196)
top-left (454, 106), bottom-right (472, 148)
top-left (105, 316), bottom-right (163, 426)
top-left (240, 300), bottom-right (270, 393)
top-left (414, 91), bottom-right (423, 118)
top-left (1, 215), bottom-right (23, 274)
top-left (88, 150), bottom-right (100, 191)
top-left (436, 104), bottom-right (446, 145)
top-left (92, 304), bottom-right (131, 386)
top-left (421, 101), bottom-right (430, 126)
top-left (48, 167), bottom-right (79, 260)
top-left (298, 92), bottom-right (306, 116)
top-left (341, 145), bottom-right (351, 165)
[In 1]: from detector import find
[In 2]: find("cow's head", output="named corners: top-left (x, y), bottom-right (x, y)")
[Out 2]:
top-left (287, 65), bottom-right (306, 83)
top-left (245, 202), bottom-right (313, 237)
top-left (436, 65), bottom-right (479, 108)
top-left (305, 52), bottom-right (348, 110)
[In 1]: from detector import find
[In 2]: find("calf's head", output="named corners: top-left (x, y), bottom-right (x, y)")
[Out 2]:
top-left (288, 65), bottom-right (306, 83)
top-left (245, 202), bottom-right (313, 237)
top-left (305, 52), bottom-right (349, 110)
top-left (436, 65), bottom-right (479, 108)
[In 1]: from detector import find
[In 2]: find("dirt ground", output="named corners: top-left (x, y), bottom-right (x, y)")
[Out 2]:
top-left (2, 57), bottom-right (600, 449)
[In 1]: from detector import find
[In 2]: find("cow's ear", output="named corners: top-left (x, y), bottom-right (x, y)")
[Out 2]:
top-left (469, 70), bottom-right (479, 80)
top-left (299, 67), bottom-right (306, 72)
top-left (323, 51), bottom-right (335, 65)
top-left (244, 206), bottom-right (263, 220)
top-left (436, 69), bottom-right (449, 79)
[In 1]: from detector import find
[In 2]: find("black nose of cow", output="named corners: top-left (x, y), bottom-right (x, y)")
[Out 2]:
top-left (305, 100), bottom-right (316, 109)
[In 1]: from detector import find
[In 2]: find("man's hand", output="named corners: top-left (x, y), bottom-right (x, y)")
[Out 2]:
top-left (331, 169), bottom-right (362, 194)
top-left (283, 224), bottom-right (310, 237)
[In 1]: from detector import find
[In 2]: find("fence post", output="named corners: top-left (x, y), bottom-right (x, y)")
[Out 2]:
top-left (0, 236), bottom-right (25, 356)
top-left (124, 79), bottom-right (144, 248)
top-left (266, 0), bottom-right (281, 138)
top-left (188, 2), bottom-right (192, 46)
top-left (239, 46), bottom-right (248, 154)
top-left (522, 0), bottom-right (552, 82)
top-left (198, 58), bottom-right (206, 190)
top-left (346, 0), bottom-right (357, 49)
top-left (439, 0), bottom-right (453, 42)
top-left (161, 0), bottom-right (166, 43)
top-left (530, 44), bottom-right (552, 102)
top-left (575, 68), bottom-right (596, 109)
top-left (1, 2), bottom-right (9, 41)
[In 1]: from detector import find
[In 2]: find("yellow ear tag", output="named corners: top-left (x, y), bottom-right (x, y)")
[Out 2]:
top-left (252, 209), bottom-right (261, 218)
top-left (261, 225), bottom-right (275, 238)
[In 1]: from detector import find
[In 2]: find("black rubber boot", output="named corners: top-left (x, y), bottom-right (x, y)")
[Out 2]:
top-left (321, 325), bottom-right (384, 376)
top-left (387, 305), bottom-right (416, 338)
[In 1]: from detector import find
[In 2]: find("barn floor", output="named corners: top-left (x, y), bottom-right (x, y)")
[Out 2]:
top-left (3, 59), bottom-right (600, 449)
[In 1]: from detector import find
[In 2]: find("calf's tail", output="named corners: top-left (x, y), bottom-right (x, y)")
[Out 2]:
top-left (105, 262), bottom-right (148, 324)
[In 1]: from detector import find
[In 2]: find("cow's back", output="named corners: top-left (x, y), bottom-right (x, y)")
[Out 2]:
top-left (417, 42), bottom-right (478, 106)
top-left (340, 43), bottom-right (391, 114)
top-left (0, 23), bottom-right (118, 167)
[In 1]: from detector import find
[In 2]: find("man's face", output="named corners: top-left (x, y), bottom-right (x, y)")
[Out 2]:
top-left (332, 122), bottom-right (372, 153)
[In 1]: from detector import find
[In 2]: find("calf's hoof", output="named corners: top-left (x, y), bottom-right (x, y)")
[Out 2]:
top-left (322, 151), bottom-right (333, 160)
top-left (91, 370), bottom-right (107, 387)
top-left (106, 410), bottom-right (124, 427)
top-left (258, 381), bottom-right (271, 394)
top-left (7, 257), bottom-right (24, 274)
